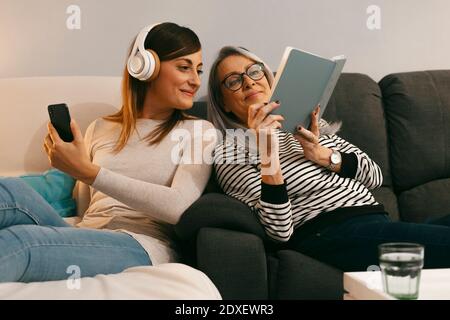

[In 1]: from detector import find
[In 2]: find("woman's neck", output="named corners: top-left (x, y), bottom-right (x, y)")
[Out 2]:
top-left (138, 99), bottom-right (174, 120)
top-left (139, 107), bottom-right (174, 120)
top-left (140, 92), bottom-right (174, 120)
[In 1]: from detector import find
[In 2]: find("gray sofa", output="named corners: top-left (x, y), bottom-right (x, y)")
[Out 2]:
top-left (175, 70), bottom-right (450, 299)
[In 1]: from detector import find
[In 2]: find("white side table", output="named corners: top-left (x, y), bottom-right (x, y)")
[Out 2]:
top-left (344, 268), bottom-right (450, 300)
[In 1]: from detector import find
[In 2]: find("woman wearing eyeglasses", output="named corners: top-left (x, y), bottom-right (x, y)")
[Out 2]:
top-left (207, 46), bottom-right (450, 271)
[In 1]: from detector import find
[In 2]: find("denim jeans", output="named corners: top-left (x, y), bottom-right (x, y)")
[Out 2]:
top-left (0, 177), bottom-right (151, 283)
top-left (287, 213), bottom-right (450, 272)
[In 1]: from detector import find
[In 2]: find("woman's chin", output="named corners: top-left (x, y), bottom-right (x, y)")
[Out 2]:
top-left (176, 99), bottom-right (194, 110)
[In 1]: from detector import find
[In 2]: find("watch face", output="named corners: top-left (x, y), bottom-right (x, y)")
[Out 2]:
top-left (331, 151), bottom-right (341, 164)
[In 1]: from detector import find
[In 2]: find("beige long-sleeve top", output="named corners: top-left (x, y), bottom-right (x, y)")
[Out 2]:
top-left (76, 117), bottom-right (217, 265)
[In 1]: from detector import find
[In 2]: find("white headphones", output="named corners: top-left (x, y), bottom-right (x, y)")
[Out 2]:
top-left (127, 23), bottom-right (161, 81)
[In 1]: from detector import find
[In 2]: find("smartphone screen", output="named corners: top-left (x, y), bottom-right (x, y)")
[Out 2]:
top-left (47, 103), bottom-right (74, 142)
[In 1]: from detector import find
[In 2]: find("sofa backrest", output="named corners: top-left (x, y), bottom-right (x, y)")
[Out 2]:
top-left (380, 71), bottom-right (450, 192)
top-left (379, 70), bottom-right (450, 222)
top-left (324, 73), bottom-right (392, 186)
top-left (187, 100), bottom-right (208, 120)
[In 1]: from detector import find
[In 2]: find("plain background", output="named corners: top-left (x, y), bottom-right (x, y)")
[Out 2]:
top-left (1, 0), bottom-right (449, 98)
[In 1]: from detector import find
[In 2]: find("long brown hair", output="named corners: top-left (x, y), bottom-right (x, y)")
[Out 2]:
top-left (104, 22), bottom-right (201, 152)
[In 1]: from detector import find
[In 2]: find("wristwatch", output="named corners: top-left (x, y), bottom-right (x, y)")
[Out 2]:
top-left (326, 150), bottom-right (342, 171)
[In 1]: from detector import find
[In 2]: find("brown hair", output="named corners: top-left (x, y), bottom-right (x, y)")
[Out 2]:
top-left (104, 22), bottom-right (201, 152)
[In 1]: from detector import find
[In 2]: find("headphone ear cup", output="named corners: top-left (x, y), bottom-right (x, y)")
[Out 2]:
top-left (127, 51), bottom-right (145, 78)
top-left (146, 49), bottom-right (160, 81)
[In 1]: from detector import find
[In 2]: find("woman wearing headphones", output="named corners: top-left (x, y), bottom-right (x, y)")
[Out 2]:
top-left (0, 22), bottom-right (216, 282)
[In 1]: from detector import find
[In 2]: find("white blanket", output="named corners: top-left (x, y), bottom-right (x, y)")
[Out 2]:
top-left (0, 264), bottom-right (221, 300)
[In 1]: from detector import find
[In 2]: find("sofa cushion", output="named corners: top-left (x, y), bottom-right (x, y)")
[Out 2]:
top-left (398, 178), bottom-right (450, 223)
top-left (324, 73), bottom-right (392, 187)
top-left (379, 70), bottom-right (450, 192)
top-left (19, 169), bottom-right (76, 217)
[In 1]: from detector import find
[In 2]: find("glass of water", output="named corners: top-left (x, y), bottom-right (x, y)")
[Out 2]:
top-left (378, 243), bottom-right (424, 300)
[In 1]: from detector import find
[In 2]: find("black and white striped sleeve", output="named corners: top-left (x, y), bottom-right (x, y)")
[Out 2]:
top-left (255, 181), bottom-right (294, 242)
top-left (327, 134), bottom-right (383, 189)
top-left (214, 151), bottom-right (294, 242)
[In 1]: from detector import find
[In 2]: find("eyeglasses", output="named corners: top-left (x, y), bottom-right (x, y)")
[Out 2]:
top-left (221, 63), bottom-right (265, 91)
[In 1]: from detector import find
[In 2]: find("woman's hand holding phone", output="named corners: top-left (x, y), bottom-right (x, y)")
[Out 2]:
top-left (43, 116), bottom-right (99, 185)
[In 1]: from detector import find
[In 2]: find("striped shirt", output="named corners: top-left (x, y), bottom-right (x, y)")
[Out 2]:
top-left (213, 129), bottom-right (383, 242)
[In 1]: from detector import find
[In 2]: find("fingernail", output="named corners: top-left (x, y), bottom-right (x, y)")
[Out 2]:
top-left (297, 125), bottom-right (302, 131)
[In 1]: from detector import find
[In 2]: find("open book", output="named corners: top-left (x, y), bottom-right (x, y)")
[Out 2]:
top-left (270, 46), bottom-right (346, 133)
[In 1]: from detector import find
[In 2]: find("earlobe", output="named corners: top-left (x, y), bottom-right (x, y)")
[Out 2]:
top-left (223, 105), bottom-right (231, 113)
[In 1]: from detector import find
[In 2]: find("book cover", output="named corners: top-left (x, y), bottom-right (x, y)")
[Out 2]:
top-left (270, 47), bottom-right (346, 133)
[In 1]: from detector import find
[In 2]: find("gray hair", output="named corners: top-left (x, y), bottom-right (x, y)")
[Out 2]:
top-left (207, 46), bottom-right (340, 135)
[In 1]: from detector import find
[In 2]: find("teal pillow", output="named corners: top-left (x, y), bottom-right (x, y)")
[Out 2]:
top-left (19, 169), bottom-right (77, 217)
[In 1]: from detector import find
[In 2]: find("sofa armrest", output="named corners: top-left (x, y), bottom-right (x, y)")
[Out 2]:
top-left (175, 193), bottom-right (267, 241)
top-left (196, 227), bottom-right (269, 299)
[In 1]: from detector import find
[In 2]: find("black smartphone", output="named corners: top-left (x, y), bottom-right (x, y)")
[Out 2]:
top-left (47, 103), bottom-right (74, 142)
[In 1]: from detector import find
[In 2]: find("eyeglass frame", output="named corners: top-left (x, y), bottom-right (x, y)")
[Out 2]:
top-left (221, 62), bottom-right (266, 92)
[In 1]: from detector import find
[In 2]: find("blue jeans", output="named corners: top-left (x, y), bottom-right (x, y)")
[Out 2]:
top-left (287, 213), bottom-right (450, 272)
top-left (0, 178), bottom-right (151, 283)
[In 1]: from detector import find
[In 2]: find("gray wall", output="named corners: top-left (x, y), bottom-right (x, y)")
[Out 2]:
top-left (1, 0), bottom-right (450, 97)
